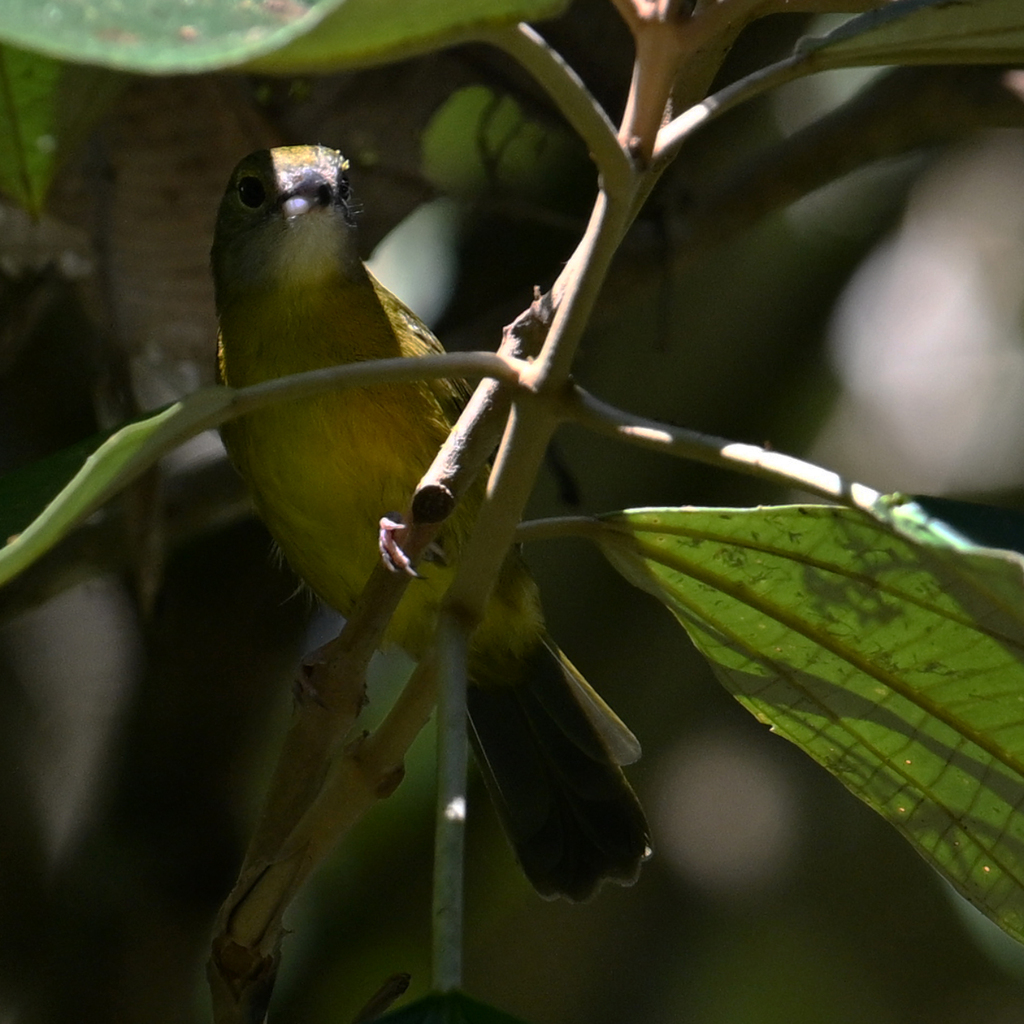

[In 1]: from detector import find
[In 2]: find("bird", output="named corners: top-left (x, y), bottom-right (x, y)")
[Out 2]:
top-left (211, 144), bottom-right (649, 900)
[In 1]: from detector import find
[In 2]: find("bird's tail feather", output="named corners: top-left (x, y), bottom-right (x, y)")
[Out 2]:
top-left (466, 638), bottom-right (650, 901)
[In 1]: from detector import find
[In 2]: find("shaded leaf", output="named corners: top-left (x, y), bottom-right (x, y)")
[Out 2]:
top-left (247, 0), bottom-right (570, 74)
top-left (0, 45), bottom-right (121, 213)
top-left (0, 428), bottom-right (116, 546)
top-left (0, 0), bottom-right (567, 75)
top-left (421, 85), bottom-right (583, 198)
top-left (670, 0), bottom-right (1024, 157)
top-left (594, 504), bottom-right (1024, 943)
top-left (378, 991), bottom-right (533, 1024)
top-left (799, 0), bottom-right (1024, 68)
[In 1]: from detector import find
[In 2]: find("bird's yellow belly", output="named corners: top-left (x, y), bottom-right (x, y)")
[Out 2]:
top-left (225, 385), bottom-right (464, 658)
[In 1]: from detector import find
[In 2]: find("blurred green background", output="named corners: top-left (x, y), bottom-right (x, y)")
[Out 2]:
top-left (2, 3), bottom-right (1024, 1022)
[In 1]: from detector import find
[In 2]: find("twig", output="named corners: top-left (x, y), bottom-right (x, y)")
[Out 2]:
top-left (431, 613), bottom-right (470, 992)
top-left (406, 295), bottom-right (555, 989)
top-left (229, 353), bottom-right (522, 422)
top-left (652, 52), bottom-right (806, 165)
top-left (564, 385), bottom-right (881, 508)
top-left (208, 558), bottom-right (440, 1024)
top-left (351, 974), bottom-right (411, 1024)
top-left (441, 188), bottom-right (636, 633)
top-left (410, 294), bottom-right (555, 515)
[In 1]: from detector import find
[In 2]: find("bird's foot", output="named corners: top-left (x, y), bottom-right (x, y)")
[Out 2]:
top-left (379, 513), bottom-right (420, 577)
top-left (379, 512), bottom-right (447, 575)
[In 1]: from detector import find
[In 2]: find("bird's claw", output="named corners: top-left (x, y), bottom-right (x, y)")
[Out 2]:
top-left (379, 513), bottom-right (420, 577)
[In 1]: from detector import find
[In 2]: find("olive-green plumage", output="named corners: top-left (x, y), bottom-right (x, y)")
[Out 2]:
top-left (212, 145), bottom-right (649, 900)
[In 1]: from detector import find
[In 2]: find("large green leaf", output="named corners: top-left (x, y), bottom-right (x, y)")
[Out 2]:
top-left (800, 0), bottom-right (1024, 68)
top-left (594, 503), bottom-right (1024, 944)
top-left (0, 0), bottom-right (337, 73)
top-left (0, 45), bottom-right (121, 213)
top-left (246, 0), bottom-right (570, 74)
top-left (0, 0), bottom-right (568, 75)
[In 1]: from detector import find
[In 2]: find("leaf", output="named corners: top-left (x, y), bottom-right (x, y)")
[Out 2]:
top-left (0, 387), bottom-right (233, 589)
top-left (247, 0), bottom-right (570, 74)
top-left (378, 991), bottom-right (534, 1024)
top-left (421, 85), bottom-right (583, 198)
top-left (0, 0), bottom-right (568, 75)
top-left (798, 0), bottom-right (1024, 69)
top-left (659, 0), bottom-right (1024, 160)
top-left (0, 45), bottom-right (121, 213)
top-left (0, 0), bottom-right (333, 73)
top-left (594, 503), bottom-right (1024, 944)
top-left (901, 495), bottom-right (1024, 557)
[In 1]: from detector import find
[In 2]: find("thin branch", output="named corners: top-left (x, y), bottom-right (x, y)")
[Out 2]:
top-left (565, 385), bottom-right (881, 509)
top-left (229, 352), bottom-right (522, 423)
top-left (541, 191), bottom-right (632, 384)
top-left (614, 0), bottom-right (767, 161)
top-left (515, 515), bottom-right (605, 545)
top-left (209, 563), bottom-right (438, 1022)
top-left (411, 293), bottom-right (555, 519)
top-left (431, 613), bottom-right (470, 993)
top-left (673, 64), bottom-right (1024, 263)
top-left (653, 52), bottom-right (805, 165)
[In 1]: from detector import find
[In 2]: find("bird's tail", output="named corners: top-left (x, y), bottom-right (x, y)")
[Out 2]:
top-left (466, 637), bottom-right (650, 901)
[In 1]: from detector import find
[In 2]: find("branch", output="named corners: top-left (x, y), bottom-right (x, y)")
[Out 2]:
top-left (614, 0), bottom-right (767, 162)
top-left (431, 612), bottom-right (471, 992)
top-left (229, 352), bottom-right (521, 423)
top-left (564, 385), bottom-right (881, 509)
top-left (209, 560), bottom-right (438, 1024)
top-left (209, 304), bottom-right (557, 1019)
top-left (440, 186), bottom-right (636, 632)
top-left (652, 52), bottom-right (805, 165)
top-left (666, 65), bottom-right (1024, 264)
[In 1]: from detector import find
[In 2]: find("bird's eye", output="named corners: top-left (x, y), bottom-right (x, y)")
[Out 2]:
top-left (237, 175), bottom-right (266, 209)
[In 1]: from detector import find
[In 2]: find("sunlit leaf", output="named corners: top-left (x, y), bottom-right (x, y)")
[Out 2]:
top-left (0, 0), bottom-right (567, 75)
top-left (892, 495), bottom-right (1024, 558)
top-left (378, 991), bottom-right (533, 1024)
top-left (0, 387), bottom-right (233, 588)
top-left (799, 0), bottom-right (1024, 68)
top-left (0, 45), bottom-right (121, 213)
top-left (0, 0), bottom-right (335, 73)
top-left (594, 503), bottom-right (1024, 944)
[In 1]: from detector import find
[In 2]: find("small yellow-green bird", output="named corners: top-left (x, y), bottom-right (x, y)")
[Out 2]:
top-left (212, 145), bottom-right (649, 900)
